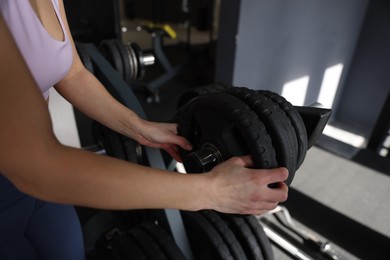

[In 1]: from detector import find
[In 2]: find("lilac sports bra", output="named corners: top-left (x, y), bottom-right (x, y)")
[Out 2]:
top-left (0, 0), bottom-right (73, 99)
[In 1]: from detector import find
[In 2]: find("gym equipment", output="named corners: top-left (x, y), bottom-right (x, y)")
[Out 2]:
top-left (139, 222), bottom-right (186, 260)
top-left (245, 215), bottom-right (274, 260)
top-left (257, 89), bottom-right (308, 168)
top-left (92, 122), bottom-right (146, 165)
top-left (98, 24), bottom-right (188, 104)
top-left (96, 228), bottom-right (148, 260)
top-left (180, 210), bottom-right (236, 260)
top-left (128, 226), bottom-right (169, 260)
top-left (99, 39), bottom-right (155, 84)
top-left (75, 43), bottom-right (333, 260)
top-left (181, 210), bottom-right (275, 260)
top-left (259, 206), bottom-right (344, 260)
top-left (76, 42), bottom-right (94, 74)
top-left (176, 91), bottom-right (278, 172)
top-left (201, 210), bottom-right (247, 260)
top-left (174, 84), bottom-right (332, 185)
top-left (96, 221), bottom-right (186, 260)
top-left (133, 24), bottom-right (190, 103)
top-left (220, 214), bottom-right (267, 260)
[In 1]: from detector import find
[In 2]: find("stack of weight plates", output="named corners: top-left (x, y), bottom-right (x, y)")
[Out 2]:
top-left (174, 84), bottom-right (309, 185)
top-left (180, 210), bottom-right (274, 260)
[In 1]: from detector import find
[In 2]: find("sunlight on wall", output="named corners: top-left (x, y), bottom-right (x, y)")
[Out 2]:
top-left (281, 76), bottom-right (309, 106)
top-left (317, 63), bottom-right (344, 109)
top-left (323, 125), bottom-right (366, 148)
top-left (279, 63), bottom-right (366, 148)
top-left (379, 134), bottom-right (390, 157)
top-left (316, 63), bottom-right (367, 148)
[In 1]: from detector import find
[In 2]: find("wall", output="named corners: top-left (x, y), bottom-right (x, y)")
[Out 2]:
top-left (334, 0), bottom-right (390, 135)
top-left (216, 0), bottom-right (368, 110)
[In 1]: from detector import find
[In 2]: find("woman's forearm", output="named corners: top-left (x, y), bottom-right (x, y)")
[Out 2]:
top-left (0, 23), bottom-right (204, 211)
top-left (10, 140), bottom-right (207, 211)
top-left (55, 68), bottom-right (192, 160)
top-left (55, 68), bottom-right (142, 139)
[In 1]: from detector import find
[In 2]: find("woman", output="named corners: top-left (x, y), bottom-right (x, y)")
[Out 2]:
top-left (0, 0), bottom-right (289, 259)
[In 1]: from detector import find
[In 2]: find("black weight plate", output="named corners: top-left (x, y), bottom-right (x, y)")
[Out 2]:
top-left (93, 122), bottom-right (142, 163)
top-left (220, 214), bottom-right (264, 260)
top-left (180, 211), bottom-right (234, 260)
top-left (201, 210), bottom-right (248, 260)
top-left (126, 43), bottom-right (138, 81)
top-left (96, 229), bottom-right (147, 260)
top-left (92, 122), bottom-right (126, 160)
top-left (99, 40), bottom-right (124, 78)
top-left (131, 42), bottom-right (145, 80)
top-left (75, 42), bottom-right (94, 74)
top-left (122, 137), bottom-right (144, 164)
top-left (176, 84), bottom-right (230, 108)
top-left (175, 93), bottom-right (277, 172)
top-left (81, 211), bottom-right (123, 254)
top-left (258, 90), bottom-right (308, 169)
top-left (128, 227), bottom-right (168, 260)
top-left (228, 87), bottom-right (298, 185)
top-left (140, 222), bottom-right (186, 260)
top-left (113, 209), bottom-right (156, 230)
top-left (244, 216), bottom-right (274, 260)
top-left (114, 40), bottom-right (132, 84)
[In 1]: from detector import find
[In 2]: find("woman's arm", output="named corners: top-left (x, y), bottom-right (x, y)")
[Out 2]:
top-left (0, 16), bottom-right (202, 211)
top-left (54, 0), bottom-right (191, 161)
top-left (0, 14), bottom-right (288, 215)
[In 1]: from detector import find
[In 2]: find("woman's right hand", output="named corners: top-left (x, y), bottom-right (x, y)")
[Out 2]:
top-left (203, 155), bottom-right (289, 215)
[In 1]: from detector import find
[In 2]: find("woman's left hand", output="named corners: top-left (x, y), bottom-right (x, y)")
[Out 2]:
top-left (130, 120), bottom-right (193, 162)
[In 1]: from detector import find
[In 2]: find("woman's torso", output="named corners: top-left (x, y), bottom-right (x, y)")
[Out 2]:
top-left (0, 0), bottom-right (73, 99)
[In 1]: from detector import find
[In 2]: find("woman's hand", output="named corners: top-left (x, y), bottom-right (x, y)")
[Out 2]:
top-left (129, 119), bottom-right (193, 162)
top-left (204, 155), bottom-right (289, 215)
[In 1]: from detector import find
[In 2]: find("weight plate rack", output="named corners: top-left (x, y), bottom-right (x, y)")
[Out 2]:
top-left (75, 43), bottom-right (331, 260)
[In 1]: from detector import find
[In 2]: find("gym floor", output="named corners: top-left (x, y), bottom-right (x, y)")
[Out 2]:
top-left (48, 21), bottom-right (390, 259)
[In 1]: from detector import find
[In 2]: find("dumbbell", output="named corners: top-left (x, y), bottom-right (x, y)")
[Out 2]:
top-left (174, 84), bottom-right (331, 185)
top-left (99, 39), bottom-right (155, 84)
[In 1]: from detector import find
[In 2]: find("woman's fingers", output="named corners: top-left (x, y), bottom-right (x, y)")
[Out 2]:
top-left (261, 167), bottom-right (289, 184)
top-left (161, 144), bottom-right (182, 163)
top-left (205, 158), bottom-right (290, 215)
top-left (165, 123), bottom-right (193, 151)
